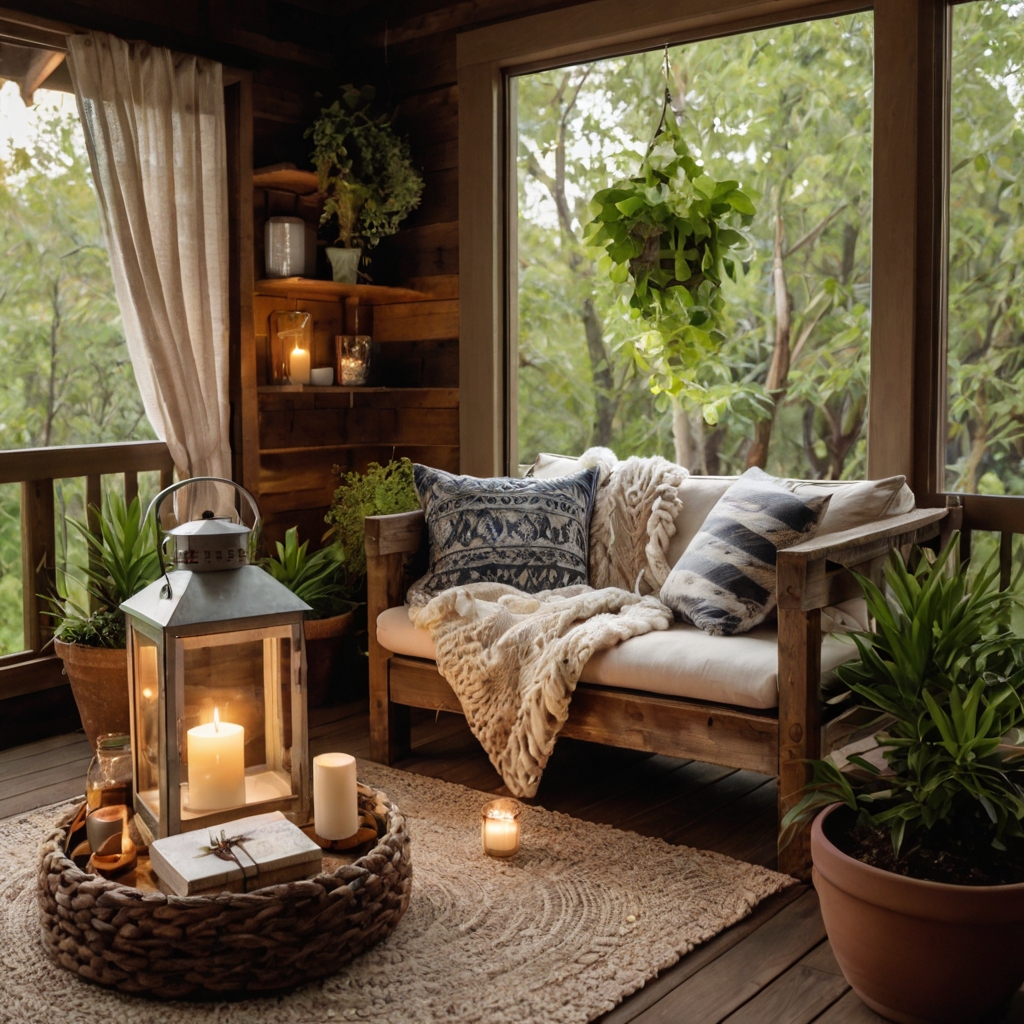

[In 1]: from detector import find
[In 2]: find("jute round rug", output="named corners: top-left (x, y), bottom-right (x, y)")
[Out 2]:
top-left (0, 762), bottom-right (793, 1024)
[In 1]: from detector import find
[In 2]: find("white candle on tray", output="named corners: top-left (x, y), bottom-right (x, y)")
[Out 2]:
top-left (187, 707), bottom-right (246, 811)
top-left (313, 752), bottom-right (359, 840)
top-left (289, 343), bottom-right (311, 385)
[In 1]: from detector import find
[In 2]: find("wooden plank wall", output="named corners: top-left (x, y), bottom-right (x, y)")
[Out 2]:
top-left (365, 1), bottom-right (594, 288)
top-left (252, 273), bottom-right (460, 547)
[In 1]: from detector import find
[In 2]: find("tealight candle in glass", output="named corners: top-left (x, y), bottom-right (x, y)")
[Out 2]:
top-left (481, 798), bottom-right (522, 858)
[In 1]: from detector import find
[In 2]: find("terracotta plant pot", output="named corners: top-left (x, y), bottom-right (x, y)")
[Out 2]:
top-left (53, 640), bottom-right (130, 749)
top-left (304, 607), bottom-right (356, 708)
top-left (812, 804), bottom-right (1024, 1024)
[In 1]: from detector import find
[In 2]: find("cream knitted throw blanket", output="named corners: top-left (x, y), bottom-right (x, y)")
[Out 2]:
top-left (408, 453), bottom-right (687, 797)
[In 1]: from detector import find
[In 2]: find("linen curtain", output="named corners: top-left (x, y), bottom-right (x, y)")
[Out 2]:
top-left (66, 32), bottom-right (232, 514)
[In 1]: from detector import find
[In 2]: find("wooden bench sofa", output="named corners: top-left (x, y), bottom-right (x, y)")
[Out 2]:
top-left (364, 498), bottom-right (956, 878)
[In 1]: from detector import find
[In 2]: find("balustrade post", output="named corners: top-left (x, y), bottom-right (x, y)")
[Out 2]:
top-left (21, 479), bottom-right (55, 653)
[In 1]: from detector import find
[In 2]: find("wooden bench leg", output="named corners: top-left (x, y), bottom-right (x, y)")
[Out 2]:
top-left (369, 652), bottom-right (410, 764)
top-left (777, 606), bottom-right (821, 881)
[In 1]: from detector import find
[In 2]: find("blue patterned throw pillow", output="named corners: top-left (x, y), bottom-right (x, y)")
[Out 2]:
top-left (412, 464), bottom-right (600, 595)
top-left (660, 467), bottom-right (831, 636)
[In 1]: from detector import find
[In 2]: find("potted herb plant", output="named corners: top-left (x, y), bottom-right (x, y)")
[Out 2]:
top-left (261, 526), bottom-right (356, 707)
top-left (783, 536), bottom-right (1024, 1024)
top-left (305, 84), bottom-right (424, 283)
top-left (51, 492), bottom-right (161, 748)
top-left (323, 457), bottom-right (421, 604)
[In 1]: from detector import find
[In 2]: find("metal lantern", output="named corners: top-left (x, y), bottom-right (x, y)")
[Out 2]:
top-left (121, 477), bottom-right (311, 841)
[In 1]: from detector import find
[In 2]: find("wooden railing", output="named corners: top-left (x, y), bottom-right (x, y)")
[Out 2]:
top-left (0, 441), bottom-right (174, 703)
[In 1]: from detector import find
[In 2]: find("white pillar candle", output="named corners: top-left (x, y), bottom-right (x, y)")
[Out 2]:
top-left (289, 343), bottom-right (311, 385)
top-left (186, 708), bottom-right (246, 811)
top-left (313, 752), bottom-right (358, 840)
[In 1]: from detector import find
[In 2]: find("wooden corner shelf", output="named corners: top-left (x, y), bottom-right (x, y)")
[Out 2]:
top-left (255, 278), bottom-right (432, 304)
top-left (253, 169), bottom-right (321, 195)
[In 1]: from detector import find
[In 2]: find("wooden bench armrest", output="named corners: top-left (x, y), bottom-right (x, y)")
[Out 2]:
top-left (776, 507), bottom-right (952, 613)
top-left (364, 509), bottom-right (425, 559)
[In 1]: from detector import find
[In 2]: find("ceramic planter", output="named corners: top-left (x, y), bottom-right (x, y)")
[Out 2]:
top-left (53, 640), bottom-right (130, 749)
top-left (325, 247), bottom-right (361, 284)
top-left (812, 804), bottom-right (1024, 1024)
top-left (304, 607), bottom-right (356, 708)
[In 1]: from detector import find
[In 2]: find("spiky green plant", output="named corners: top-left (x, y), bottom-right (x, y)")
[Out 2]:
top-left (783, 534), bottom-right (1024, 856)
top-left (51, 493), bottom-right (161, 648)
top-left (261, 527), bottom-right (353, 621)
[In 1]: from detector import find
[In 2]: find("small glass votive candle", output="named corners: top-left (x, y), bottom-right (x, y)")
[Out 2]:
top-left (335, 334), bottom-right (371, 386)
top-left (481, 798), bottom-right (522, 858)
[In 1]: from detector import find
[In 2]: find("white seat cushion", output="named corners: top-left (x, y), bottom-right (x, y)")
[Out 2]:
top-left (376, 606), bottom-right (859, 710)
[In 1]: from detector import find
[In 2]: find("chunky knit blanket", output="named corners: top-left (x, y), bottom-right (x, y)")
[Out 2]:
top-left (408, 452), bottom-right (686, 797)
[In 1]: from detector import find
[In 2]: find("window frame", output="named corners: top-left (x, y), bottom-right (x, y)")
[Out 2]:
top-left (457, 0), bottom-right (1020, 536)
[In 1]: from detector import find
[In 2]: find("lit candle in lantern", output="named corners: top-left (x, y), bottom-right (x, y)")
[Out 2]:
top-left (313, 752), bottom-right (359, 840)
top-left (481, 798), bottom-right (522, 858)
top-left (289, 342), bottom-right (311, 385)
top-left (186, 708), bottom-right (246, 811)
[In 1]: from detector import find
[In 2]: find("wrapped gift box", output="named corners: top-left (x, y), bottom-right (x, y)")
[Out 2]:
top-left (149, 811), bottom-right (322, 896)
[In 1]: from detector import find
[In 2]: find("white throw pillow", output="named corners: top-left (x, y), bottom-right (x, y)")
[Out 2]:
top-left (788, 475), bottom-right (912, 535)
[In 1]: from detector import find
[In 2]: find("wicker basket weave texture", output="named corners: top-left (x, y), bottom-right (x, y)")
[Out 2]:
top-left (37, 791), bottom-right (412, 999)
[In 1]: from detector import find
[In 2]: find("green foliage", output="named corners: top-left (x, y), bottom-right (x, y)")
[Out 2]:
top-left (584, 102), bottom-right (760, 412)
top-left (946, 3), bottom-right (1024, 495)
top-left (51, 493), bottom-right (161, 648)
top-left (306, 85), bottom-right (424, 250)
top-left (323, 459), bottom-right (421, 601)
top-left (261, 527), bottom-right (353, 621)
top-left (0, 89), bottom-right (154, 654)
top-left (782, 536), bottom-right (1024, 857)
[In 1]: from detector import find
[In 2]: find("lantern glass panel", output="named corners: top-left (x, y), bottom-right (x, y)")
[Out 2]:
top-left (133, 632), bottom-right (162, 820)
top-left (178, 627), bottom-right (295, 821)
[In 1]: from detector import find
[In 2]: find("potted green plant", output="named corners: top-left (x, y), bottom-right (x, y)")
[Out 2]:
top-left (51, 492), bottom-right (161, 748)
top-left (323, 457), bottom-right (421, 604)
top-left (305, 85), bottom-right (424, 283)
top-left (783, 536), bottom-right (1024, 1024)
top-left (261, 526), bottom-right (356, 708)
top-left (583, 96), bottom-right (762, 424)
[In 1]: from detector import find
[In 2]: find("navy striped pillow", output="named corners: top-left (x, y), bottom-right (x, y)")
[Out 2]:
top-left (660, 467), bottom-right (831, 636)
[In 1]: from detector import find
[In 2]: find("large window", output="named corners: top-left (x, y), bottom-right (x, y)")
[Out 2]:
top-left (947, 1), bottom-right (1024, 497)
top-left (0, 81), bottom-right (154, 654)
top-left (513, 13), bottom-right (873, 478)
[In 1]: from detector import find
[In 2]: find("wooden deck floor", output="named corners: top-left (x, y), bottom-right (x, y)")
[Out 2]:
top-left (3, 699), bottom-right (1022, 1024)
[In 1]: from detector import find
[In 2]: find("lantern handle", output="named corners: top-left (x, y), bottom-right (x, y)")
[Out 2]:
top-left (146, 477), bottom-right (262, 599)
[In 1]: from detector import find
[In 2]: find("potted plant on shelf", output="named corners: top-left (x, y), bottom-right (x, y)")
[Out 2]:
top-left (782, 535), bottom-right (1024, 1024)
top-left (50, 492), bottom-right (161, 748)
top-left (260, 526), bottom-right (356, 708)
top-left (305, 84), bottom-right (424, 284)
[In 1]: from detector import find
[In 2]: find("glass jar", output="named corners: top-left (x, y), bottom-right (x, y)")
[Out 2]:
top-left (481, 797), bottom-right (523, 858)
top-left (335, 334), bottom-right (372, 386)
top-left (86, 733), bottom-right (133, 812)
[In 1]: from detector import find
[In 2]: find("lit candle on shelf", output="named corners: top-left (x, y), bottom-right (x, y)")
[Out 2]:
top-left (313, 752), bottom-right (358, 840)
top-left (481, 798), bottom-right (522, 858)
top-left (186, 707), bottom-right (246, 811)
top-left (289, 342), bottom-right (311, 385)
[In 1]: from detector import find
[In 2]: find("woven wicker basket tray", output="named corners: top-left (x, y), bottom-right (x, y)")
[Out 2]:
top-left (37, 787), bottom-right (412, 999)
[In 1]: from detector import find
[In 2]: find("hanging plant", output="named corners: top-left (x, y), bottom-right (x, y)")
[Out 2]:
top-left (583, 90), bottom-right (758, 419)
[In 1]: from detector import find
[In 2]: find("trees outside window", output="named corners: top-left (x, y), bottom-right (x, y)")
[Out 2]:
top-left (0, 82), bottom-right (153, 654)
top-left (514, 13), bottom-right (873, 479)
top-left (947, 2), bottom-right (1024, 497)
